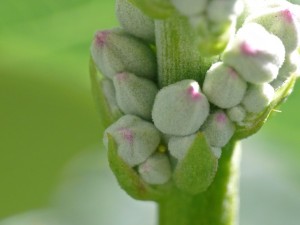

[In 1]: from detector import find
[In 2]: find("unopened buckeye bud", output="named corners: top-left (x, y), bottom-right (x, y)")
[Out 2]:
top-left (242, 83), bottom-right (275, 113)
top-left (103, 115), bottom-right (161, 167)
top-left (101, 79), bottom-right (123, 118)
top-left (116, 0), bottom-right (155, 42)
top-left (271, 52), bottom-right (300, 89)
top-left (227, 105), bottom-right (246, 123)
top-left (203, 62), bottom-right (247, 108)
top-left (201, 110), bottom-right (235, 148)
top-left (138, 153), bottom-right (172, 185)
top-left (170, 0), bottom-right (207, 16)
top-left (246, 7), bottom-right (300, 53)
top-left (223, 23), bottom-right (285, 84)
top-left (113, 72), bottom-right (158, 120)
top-left (207, 0), bottom-right (244, 23)
top-left (152, 80), bottom-right (210, 136)
top-left (91, 29), bottom-right (156, 80)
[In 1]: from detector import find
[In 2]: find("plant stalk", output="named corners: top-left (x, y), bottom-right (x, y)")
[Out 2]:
top-left (158, 141), bottom-right (241, 225)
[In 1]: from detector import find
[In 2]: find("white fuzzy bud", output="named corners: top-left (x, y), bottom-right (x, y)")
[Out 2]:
top-left (138, 153), bottom-right (172, 185)
top-left (203, 62), bottom-right (247, 109)
top-left (242, 83), bottom-right (275, 113)
top-left (223, 23), bottom-right (285, 84)
top-left (201, 111), bottom-right (235, 147)
top-left (113, 72), bottom-right (158, 120)
top-left (103, 115), bottom-right (161, 167)
top-left (168, 134), bottom-right (197, 160)
top-left (152, 80), bottom-right (210, 136)
top-left (170, 0), bottom-right (208, 16)
top-left (227, 105), bottom-right (246, 123)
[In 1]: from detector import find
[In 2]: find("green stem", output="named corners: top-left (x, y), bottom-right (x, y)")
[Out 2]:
top-left (155, 13), bottom-right (214, 87)
top-left (158, 141), bottom-right (241, 225)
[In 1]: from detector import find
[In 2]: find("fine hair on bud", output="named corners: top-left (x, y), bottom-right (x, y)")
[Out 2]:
top-left (170, 0), bottom-right (208, 16)
top-left (116, 0), bottom-right (155, 43)
top-left (138, 153), bottom-right (172, 185)
top-left (242, 83), bottom-right (275, 113)
top-left (203, 62), bottom-right (247, 109)
top-left (152, 80), bottom-right (210, 136)
top-left (246, 6), bottom-right (300, 53)
top-left (227, 105), bottom-right (246, 123)
top-left (103, 115), bottom-right (161, 167)
top-left (113, 72), bottom-right (158, 120)
top-left (91, 28), bottom-right (157, 80)
top-left (201, 110), bottom-right (235, 148)
top-left (223, 22), bottom-right (285, 84)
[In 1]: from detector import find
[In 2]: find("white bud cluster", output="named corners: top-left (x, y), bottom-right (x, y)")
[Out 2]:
top-left (91, 0), bottom-right (300, 186)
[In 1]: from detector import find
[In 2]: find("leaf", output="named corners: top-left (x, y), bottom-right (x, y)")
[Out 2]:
top-left (173, 132), bottom-right (218, 195)
top-left (235, 74), bottom-right (297, 139)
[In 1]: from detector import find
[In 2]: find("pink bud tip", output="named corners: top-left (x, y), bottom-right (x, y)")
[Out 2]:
top-left (94, 31), bottom-right (110, 47)
top-left (281, 9), bottom-right (293, 24)
top-left (216, 112), bottom-right (227, 124)
top-left (118, 128), bottom-right (134, 143)
top-left (187, 82), bottom-right (202, 100)
top-left (116, 72), bottom-right (129, 81)
top-left (240, 41), bottom-right (259, 56)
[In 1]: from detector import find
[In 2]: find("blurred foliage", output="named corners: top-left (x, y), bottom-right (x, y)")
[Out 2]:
top-left (0, 0), bottom-right (300, 222)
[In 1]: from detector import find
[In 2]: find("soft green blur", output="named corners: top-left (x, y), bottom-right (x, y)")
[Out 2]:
top-left (0, 0), bottom-right (300, 223)
top-left (0, 0), bottom-right (118, 218)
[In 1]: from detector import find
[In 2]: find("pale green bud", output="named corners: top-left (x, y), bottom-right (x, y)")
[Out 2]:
top-left (152, 80), bottom-right (210, 136)
top-left (211, 146), bottom-right (222, 159)
top-left (170, 0), bottom-right (207, 16)
top-left (201, 111), bottom-right (235, 147)
top-left (101, 79), bottom-right (123, 118)
top-left (116, 0), bottom-right (155, 42)
top-left (138, 153), bottom-right (172, 185)
top-left (227, 105), bottom-right (246, 123)
top-left (271, 52), bottom-right (300, 89)
top-left (103, 115), bottom-right (161, 167)
top-left (207, 0), bottom-right (244, 23)
top-left (203, 62), bottom-right (247, 108)
top-left (223, 23), bottom-right (285, 84)
top-left (246, 6), bottom-right (300, 53)
top-left (242, 83), bottom-right (275, 113)
top-left (168, 134), bottom-right (196, 160)
top-left (91, 29), bottom-right (156, 80)
top-left (113, 72), bottom-right (158, 120)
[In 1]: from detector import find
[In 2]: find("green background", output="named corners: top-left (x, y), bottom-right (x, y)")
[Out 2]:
top-left (0, 0), bottom-right (300, 224)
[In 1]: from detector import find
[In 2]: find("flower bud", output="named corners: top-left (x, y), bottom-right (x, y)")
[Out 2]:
top-left (271, 52), bottom-right (300, 89)
top-left (168, 134), bottom-right (196, 160)
top-left (203, 62), bottom-right (247, 108)
top-left (207, 0), bottom-right (244, 23)
top-left (201, 111), bottom-right (235, 147)
top-left (223, 23), bottom-right (285, 84)
top-left (227, 105), bottom-right (246, 123)
top-left (101, 79), bottom-right (123, 118)
top-left (103, 115), bottom-right (161, 167)
top-left (116, 0), bottom-right (155, 42)
top-left (246, 7), bottom-right (300, 53)
top-left (152, 80), bottom-right (210, 136)
top-left (211, 147), bottom-right (222, 159)
top-left (91, 29), bottom-right (157, 80)
top-left (138, 153), bottom-right (172, 185)
top-left (113, 72), bottom-right (158, 120)
top-left (170, 0), bottom-right (207, 16)
top-left (242, 83), bottom-right (275, 113)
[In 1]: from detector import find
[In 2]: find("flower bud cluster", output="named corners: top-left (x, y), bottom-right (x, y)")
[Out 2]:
top-left (91, 0), bottom-right (299, 188)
